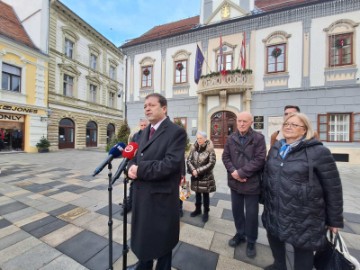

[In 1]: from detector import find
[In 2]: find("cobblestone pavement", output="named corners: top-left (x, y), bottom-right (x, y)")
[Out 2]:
top-left (0, 149), bottom-right (359, 270)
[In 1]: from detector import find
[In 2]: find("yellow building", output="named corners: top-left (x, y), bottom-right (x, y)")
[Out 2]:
top-left (0, 2), bottom-right (48, 153)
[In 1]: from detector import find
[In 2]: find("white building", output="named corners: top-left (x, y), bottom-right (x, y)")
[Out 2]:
top-left (121, 0), bottom-right (360, 164)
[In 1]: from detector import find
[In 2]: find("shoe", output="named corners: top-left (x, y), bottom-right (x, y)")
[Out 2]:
top-left (246, 242), bottom-right (256, 258)
top-left (120, 205), bottom-right (132, 216)
top-left (179, 209), bottom-right (184, 217)
top-left (190, 208), bottom-right (202, 217)
top-left (228, 233), bottom-right (246, 247)
top-left (202, 212), bottom-right (209, 222)
top-left (126, 262), bottom-right (140, 270)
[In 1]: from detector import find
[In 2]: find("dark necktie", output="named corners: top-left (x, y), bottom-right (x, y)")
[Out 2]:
top-left (149, 127), bottom-right (155, 139)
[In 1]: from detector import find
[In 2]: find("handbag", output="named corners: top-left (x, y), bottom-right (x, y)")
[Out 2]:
top-left (314, 231), bottom-right (358, 270)
top-left (179, 176), bottom-right (191, 201)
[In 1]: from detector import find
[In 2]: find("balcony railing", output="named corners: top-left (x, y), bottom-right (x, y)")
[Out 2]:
top-left (198, 72), bottom-right (254, 94)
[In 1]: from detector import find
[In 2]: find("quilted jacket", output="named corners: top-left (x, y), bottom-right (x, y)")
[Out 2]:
top-left (261, 138), bottom-right (344, 250)
top-left (186, 140), bottom-right (216, 193)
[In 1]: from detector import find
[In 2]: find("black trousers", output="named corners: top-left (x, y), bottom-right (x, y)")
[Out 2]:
top-left (230, 190), bottom-right (259, 243)
top-left (267, 233), bottom-right (314, 270)
top-left (136, 251), bottom-right (172, 270)
top-left (195, 192), bottom-right (209, 211)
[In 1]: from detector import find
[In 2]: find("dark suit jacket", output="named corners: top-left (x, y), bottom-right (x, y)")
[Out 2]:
top-left (129, 117), bottom-right (186, 261)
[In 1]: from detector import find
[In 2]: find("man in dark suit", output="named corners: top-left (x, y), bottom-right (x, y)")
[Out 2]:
top-left (127, 93), bottom-right (187, 270)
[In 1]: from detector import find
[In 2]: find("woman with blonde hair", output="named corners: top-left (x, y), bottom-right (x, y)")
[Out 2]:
top-left (262, 113), bottom-right (343, 270)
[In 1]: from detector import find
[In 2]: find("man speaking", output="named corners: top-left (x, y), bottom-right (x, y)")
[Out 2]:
top-left (127, 93), bottom-right (186, 270)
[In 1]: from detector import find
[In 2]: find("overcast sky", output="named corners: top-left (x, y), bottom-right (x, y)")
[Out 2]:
top-left (60, 0), bottom-right (200, 46)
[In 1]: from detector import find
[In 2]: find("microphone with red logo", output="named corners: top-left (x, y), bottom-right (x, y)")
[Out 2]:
top-left (111, 142), bottom-right (138, 184)
top-left (92, 142), bottom-right (126, 176)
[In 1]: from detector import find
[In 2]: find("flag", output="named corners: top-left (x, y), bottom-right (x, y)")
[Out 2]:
top-left (194, 45), bottom-right (204, 84)
top-left (219, 36), bottom-right (223, 72)
top-left (240, 32), bottom-right (246, 70)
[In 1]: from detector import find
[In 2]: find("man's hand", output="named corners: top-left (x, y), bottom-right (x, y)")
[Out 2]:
top-left (231, 170), bottom-right (247, 182)
top-left (128, 165), bottom-right (138, 180)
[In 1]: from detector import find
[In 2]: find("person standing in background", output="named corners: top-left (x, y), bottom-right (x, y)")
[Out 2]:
top-left (222, 111), bottom-right (266, 258)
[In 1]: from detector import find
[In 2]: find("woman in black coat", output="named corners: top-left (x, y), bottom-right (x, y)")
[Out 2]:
top-left (186, 131), bottom-right (216, 222)
top-left (262, 113), bottom-right (343, 270)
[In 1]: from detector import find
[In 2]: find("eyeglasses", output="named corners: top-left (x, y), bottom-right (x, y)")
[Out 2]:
top-left (282, 122), bottom-right (305, 128)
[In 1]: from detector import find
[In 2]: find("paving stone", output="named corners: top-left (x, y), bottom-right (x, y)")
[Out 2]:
top-left (222, 208), bottom-right (234, 221)
top-left (172, 241), bottom-right (219, 270)
top-left (0, 230), bottom-right (30, 251)
top-left (0, 236), bottom-right (41, 264)
top-left (84, 241), bottom-right (123, 270)
top-left (217, 255), bottom-right (262, 270)
top-left (96, 203), bottom-right (122, 216)
top-left (41, 224), bottom-right (83, 247)
top-left (234, 242), bottom-right (274, 269)
top-left (0, 218), bottom-right (11, 229)
top-left (0, 201), bottom-right (28, 216)
top-left (56, 230), bottom-right (108, 264)
top-left (28, 218), bottom-right (68, 238)
top-left (344, 212), bottom-right (360, 224)
top-left (48, 204), bottom-right (78, 216)
top-left (21, 215), bottom-right (58, 232)
top-left (1, 242), bottom-right (62, 270)
top-left (38, 254), bottom-right (88, 270)
top-left (179, 223), bottom-right (214, 250)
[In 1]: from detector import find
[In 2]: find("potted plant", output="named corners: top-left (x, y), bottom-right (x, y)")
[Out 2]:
top-left (36, 136), bottom-right (50, 153)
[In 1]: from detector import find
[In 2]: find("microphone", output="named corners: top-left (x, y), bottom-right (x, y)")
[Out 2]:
top-left (92, 142), bottom-right (126, 176)
top-left (111, 142), bottom-right (138, 184)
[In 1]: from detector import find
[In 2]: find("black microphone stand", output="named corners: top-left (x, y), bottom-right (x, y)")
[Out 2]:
top-left (107, 162), bottom-right (114, 270)
top-left (111, 167), bottom-right (130, 270)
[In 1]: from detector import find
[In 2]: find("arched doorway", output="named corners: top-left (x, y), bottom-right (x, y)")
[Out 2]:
top-left (59, 118), bottom-right (75, 149)
top-left (210, 111), bottom-right (236, 148)
top-left (86, 121), bottom-right (97, 147)
top-left (107, 123), bottom-right (115, 144)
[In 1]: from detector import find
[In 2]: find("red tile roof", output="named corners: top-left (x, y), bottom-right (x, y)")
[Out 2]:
top-left (0, 1), bottom-right (37, 49)
top-left (121, 0), bottom-right (321, 48)
top-left (122, 16), bottom-right (200, 48)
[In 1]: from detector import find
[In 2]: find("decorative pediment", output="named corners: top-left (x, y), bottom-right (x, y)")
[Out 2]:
top-left (58, 63), bottom-right (81, 76)
top-left (205, 0), bottom-right (249, 25)
top-left (109, 58), bottom-right (119, 66)
top-left (61, 26), bottom-right (79, 41)
top-left (139, 56), bottom-right (155, 66)
top-left (86, 75), bottom-right (102, 85)
top-left (262, 31), bottom-right (292, 45)
top-left (324, 19), bottom-right (359, 34)
top-left (214, 41), bottom-right (237, 53)
top-left (88, 44), bottom-right (101, 55)
top-left (172, 49), bottom-right (191, 60)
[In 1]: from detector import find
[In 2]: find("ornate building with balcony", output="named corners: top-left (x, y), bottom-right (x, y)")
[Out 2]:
top-left (121, 0), bottom-right (360, 163)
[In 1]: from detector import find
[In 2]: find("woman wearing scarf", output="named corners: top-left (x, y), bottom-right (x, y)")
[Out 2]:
top-left (262, 113), bottom-right (343, 270)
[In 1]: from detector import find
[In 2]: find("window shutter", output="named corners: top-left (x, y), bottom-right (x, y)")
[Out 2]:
top-left (353, 113), bottom-right (360, 142)
top-left (318, 114), bottom-right (328, 141)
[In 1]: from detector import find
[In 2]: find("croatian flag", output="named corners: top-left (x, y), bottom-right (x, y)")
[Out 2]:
top-left (240, 32), bottom-right (246, 70)
top-left (194, 45), bottom-right (204, 84)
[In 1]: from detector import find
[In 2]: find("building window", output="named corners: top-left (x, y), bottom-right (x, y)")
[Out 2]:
top-left (318, 113), bottom-right (353, 142)
top-left (109, 65), bottom-right (116, 80)
top-left (1, 63), bottom-right (21, 92)
top-left (108, 91), bottom-right (115, 107)
top-left (63, 74), bottom-right (74, 97)
top-left (65, 38), bottom-right (74, 58)
top-left (90, 54), bottom-right (97, 70)
top-left (141, 66), bottom-right (152, 88)
top-left (267, 44), bottom-right (286, 73)
top-left (329, 34), bottom-right (353, 66)
top-left (89, 84), bottom-right (97, 103)
top-left (174, 117), bottom-right (187, 130)
top-left (217, 54), bottom-right (232, 71)
top-left (174, 60), bottom-right (187, 84)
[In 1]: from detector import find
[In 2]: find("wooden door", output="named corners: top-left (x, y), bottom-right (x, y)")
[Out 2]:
top-left (210, 111), bottom-right (236, 148)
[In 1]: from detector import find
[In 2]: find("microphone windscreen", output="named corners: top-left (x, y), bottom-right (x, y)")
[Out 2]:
top-left (122, 142), bottom-right (138, 160)
top-left (109, 142), bottom-right (126, 158)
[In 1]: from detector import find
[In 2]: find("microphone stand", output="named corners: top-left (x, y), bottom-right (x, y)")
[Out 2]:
top-left (111, 167), bottom-right (130, 270)
top-left (107, 162), bottom-right (114, 270)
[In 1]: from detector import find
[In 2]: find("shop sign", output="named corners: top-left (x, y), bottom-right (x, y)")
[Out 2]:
top-left (0, 113), bottom-right (24, 122)
top-left (0, 104), bottom-right (38, 114)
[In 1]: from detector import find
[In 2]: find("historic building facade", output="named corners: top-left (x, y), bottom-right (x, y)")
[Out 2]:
top-left (48, 0), bottom-right (125, 150)
top-left (122, 0), bottom-right (360, 164)
top-left (0, 1), bottom-right (48, 153)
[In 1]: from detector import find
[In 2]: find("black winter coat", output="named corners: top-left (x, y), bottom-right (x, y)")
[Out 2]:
top-left (187, 140), bottom-right (216, 193)
top-left (262, 138), bottom-right (344, 250)
top-left (222, 128), bottom-right (266, 194)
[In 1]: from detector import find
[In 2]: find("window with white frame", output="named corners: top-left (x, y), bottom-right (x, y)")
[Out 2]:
top-left (267, 44), bottom-right (286, 73)
top-left (217, 53), bottom-right (233, 71)
top-left (65, 38), bottom-right (74, 58)
top-left (89, 84), bottom-right (97, 103)
top-left (90, 54), bottom-right (97, 70)
top-left (174, 60), bottom-right (187, 84)
top-left (63, 74), bottom-right (74, 97)
top-left (329, 33), bottom-right (353, 66)
top-left (141, 65), bottom-right (152, 88)
top-left (318, 113), bottom-right (354, 142)
top-left (108, 91), bottom-right (115, 108)
top-left (109, 65), bottom-right (116, 80)
top-left (2, 63), bottom-right (21, 92)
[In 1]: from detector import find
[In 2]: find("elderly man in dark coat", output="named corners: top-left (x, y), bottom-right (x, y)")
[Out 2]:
top-left (222, 111), bottom-right (266, 258)
top-left (127, 93), bottom-right (187, 270)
